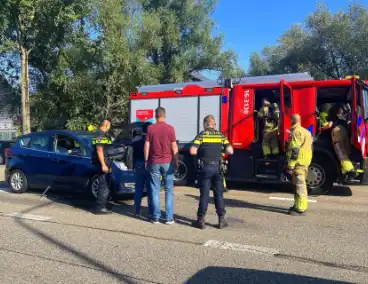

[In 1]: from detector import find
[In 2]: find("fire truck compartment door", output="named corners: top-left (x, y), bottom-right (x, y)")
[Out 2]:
top-left (356, 82), bottom-right (368, 158)
top-left (293, 87), bottom-right (317, 136)
top-left (130, 99), bottom-right (159, 124)
top-left (280, 80), bottom-right (293, 151)
top-left (160, 97), bottom-right (199, 143)
top-left (362, 86), bottom-right (368, 158)
top-left (199, 96), bottom-right (221, 132)
top-left (230, 86), bottom-right (254, 149)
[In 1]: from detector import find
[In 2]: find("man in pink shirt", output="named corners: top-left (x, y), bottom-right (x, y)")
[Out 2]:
top-left (144, 107), bottom-right (179, 224)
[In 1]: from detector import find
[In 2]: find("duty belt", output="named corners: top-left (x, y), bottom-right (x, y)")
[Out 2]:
top-left (199, 159), bottom-right (221, 167)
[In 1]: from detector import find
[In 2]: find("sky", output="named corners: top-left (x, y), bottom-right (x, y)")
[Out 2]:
top-left (211, 0), bottom-right (367, 73)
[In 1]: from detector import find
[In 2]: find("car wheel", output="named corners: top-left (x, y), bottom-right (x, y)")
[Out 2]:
top-left (89, 175), bottom-right (99, 199)
top-left (174, 154), bottom-right (194, 186)
top-left (307, 156), bottom-right (335, 194)
top-left (9, 170), bottom-right (28, 193)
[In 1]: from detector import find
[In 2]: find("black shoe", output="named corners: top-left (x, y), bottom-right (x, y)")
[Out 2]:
top-left (151, 218), bottom-right (160, 224)
top-left (192, 217), bottom-right (206, 229)
top-left (94, 208), bottom-right (112, 215)
top-left (218, 217), bottom-right (228, 229)
top-left (288, 206), bottom-right (306, 216)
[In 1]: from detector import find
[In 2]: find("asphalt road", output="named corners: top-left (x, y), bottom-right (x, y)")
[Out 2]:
top-left (0, 166), bottom-right (367, 283)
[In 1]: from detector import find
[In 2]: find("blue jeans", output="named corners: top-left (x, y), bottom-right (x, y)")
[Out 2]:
top-left (134, 160), bottom-right (153, 216)
top-left (148, 163), bottom-right (174, 221)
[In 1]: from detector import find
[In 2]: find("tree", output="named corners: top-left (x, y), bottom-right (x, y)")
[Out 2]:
top-left (140, 0), bottom-right (243, 83)
top-left (31, 0), bottom-right (244, 130)
top-left (248, 52), bottom-right (269, 76)
top-left (0, 0), bottom-right (87, 133)
top-left (249, 3), bottom-right (368, 80)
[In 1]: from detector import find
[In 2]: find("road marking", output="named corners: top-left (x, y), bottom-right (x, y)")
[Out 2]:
top-left (5, 213), bottom-right (51, 221)
top-left (269, 197), bottom-right (317, 203)
top-left (203, 240), bottom-right (279, 256)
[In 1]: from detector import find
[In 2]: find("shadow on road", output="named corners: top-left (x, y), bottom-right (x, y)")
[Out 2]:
top-left (185, 266), bottom-right (349, 284)
top-left (10, 202), bottom-right (162, 284)
top-left (227, 181), bottom-right (353, 197)
top-left (185, 194), bottom-right (289, 215)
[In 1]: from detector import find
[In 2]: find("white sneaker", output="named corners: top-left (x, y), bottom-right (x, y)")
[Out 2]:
top-left (165, 220), bottom-right (175, 225)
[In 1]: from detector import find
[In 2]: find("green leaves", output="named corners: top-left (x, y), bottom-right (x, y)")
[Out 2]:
top-left (1, 0), bottom-right (243, 131)
top-left (248, 3), bottom-right (368, 80)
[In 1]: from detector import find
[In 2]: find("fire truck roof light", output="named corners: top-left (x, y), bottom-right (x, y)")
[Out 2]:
top-left (131, 93), bottom-right (137, 96)
top-left (175, 89), bottom-right (183, 94)
top-left (142, 92), bottom-right (148, 96)
top-left (205, 88), bottom-right (214, 92)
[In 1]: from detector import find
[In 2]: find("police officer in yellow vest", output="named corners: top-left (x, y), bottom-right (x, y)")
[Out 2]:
top-left (257, 98), bottom-right (280, 158)
top-left (286, 114), bottom-right (313, 216)
top-left (190, 115), bottom-right (234, 229)
top-left (92, 119), bottom-right (113, 214)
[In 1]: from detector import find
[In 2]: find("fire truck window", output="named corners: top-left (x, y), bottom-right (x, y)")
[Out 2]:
top-left (363, 88), bottom-right (368, 120)
top-left (283, 86), bottom-right (291, 108)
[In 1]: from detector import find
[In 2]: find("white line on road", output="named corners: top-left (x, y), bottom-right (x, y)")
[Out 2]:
top-left (269, 197), bottom-right (317, 203)
top-left (203, 240), bottom-right (279, 256)
top-left (5, 213), bottom-right (51, 221)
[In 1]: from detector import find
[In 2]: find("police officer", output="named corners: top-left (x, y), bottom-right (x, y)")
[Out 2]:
top-left (286, 114), bottom-right (313, 216)
top-left (92, 119), bottom-right (113, 214)
top-left (257, 98), bottom-right (280, 158)
top-left (190, 115), bottom-right (234, 229)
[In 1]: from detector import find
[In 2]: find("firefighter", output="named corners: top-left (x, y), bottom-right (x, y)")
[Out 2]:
top-left (190, 115), bottom-right (234, 229)
top-left (92, 119), bottom-right (113, 214)
top-left (331, 107), bottom-right (358, 181)
top-left (319, 103), bottom-right (334, 130)
top-left (257, 98), bottom-right (280, 158)
top-left (286, 114), bottom-right (313, 216)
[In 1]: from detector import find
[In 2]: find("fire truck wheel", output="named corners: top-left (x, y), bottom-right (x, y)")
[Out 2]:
top-left (307, 156), bottom-right (335, 193)
top-left (174, 154), bottom-right (193, 186)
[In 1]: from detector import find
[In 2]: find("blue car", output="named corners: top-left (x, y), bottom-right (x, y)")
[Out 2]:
top-left (5, 130), bottom-right (136, 198)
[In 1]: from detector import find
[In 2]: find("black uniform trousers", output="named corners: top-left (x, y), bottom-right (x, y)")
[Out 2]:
top-left (197, 162), bottom-right (226, 218)
top-left (96, 173), bottom-right (111, 210)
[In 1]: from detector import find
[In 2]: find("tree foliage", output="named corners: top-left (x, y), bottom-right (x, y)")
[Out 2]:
top-left (248, 3), bottom-right (368, 80)
top-left (0, 0), bottom-right (243, 131)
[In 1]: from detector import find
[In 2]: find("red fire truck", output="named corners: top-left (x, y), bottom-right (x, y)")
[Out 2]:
top-left (129, 73), bottom-right (368, 191)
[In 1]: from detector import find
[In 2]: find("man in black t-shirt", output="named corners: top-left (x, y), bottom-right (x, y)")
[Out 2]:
top-left (132, 122), bottom-right (153, 217)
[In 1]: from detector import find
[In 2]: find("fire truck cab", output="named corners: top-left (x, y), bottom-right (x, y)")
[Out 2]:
top-left (129, 73), bottom-right (368, 191)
